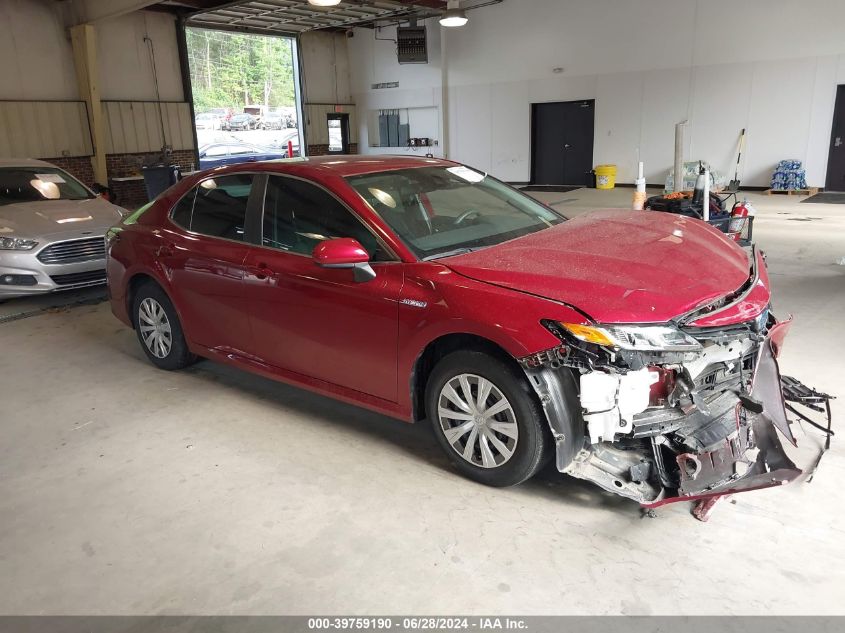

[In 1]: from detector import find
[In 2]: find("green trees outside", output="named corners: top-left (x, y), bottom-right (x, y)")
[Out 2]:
top-left (186, 28), bottom-right (296, 113)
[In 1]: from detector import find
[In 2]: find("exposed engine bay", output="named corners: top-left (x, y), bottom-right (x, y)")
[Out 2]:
top-left (520, 271), bottom-right (833, 511)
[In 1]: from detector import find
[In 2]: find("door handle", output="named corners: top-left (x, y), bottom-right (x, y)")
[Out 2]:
top-left (564, 144), bottom-right (571, 149)
top-left (250, 262), bottom-right (274, 280)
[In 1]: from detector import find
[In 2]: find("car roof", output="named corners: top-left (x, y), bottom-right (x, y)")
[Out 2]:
top-left (260, 155), bottom-right (456, 178)
top-left (0, 157), bottom-right (58, 169)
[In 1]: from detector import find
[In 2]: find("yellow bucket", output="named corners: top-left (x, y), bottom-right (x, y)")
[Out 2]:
top-left (595, 164), bottom-right (617, 190)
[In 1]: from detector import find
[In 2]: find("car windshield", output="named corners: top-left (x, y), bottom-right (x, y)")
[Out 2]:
top-left (346, 165), bottom-right (564, 259)
top-left (0, 166), bottom-right (93, 206)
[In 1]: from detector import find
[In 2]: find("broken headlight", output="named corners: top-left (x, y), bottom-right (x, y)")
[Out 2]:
top-left (552, 322), bottom-right (702, 352)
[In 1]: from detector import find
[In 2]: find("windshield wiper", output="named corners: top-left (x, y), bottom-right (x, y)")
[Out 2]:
top-left (423, 246), bottom-right (479, 261)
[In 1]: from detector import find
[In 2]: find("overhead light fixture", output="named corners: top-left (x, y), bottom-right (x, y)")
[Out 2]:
top-left (440, 0), bottom-right (468, 27)
top-left (308, 0), bottom-right (341, 6)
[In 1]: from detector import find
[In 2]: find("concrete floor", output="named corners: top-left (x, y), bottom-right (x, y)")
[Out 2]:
top-left (1, 188), bottom-right (843, 615)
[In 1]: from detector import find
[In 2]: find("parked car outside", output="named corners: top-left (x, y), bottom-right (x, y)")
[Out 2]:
top-left (0, 158), bottom-right (128, 299)
top-left (194, 112), bottom-right (221, 130)
top-left (210, 108), bottom-right (233, 127)
top-left (243, 105), bottom-right (267, 127)
top-left (226, 113), bottom-right (258, 131)
top-left (197, 143), bottom-right (287, 169)
top-left (261, 112), bottom-right (284, 130)
top-left (106, 156), bottom-right (820, 511)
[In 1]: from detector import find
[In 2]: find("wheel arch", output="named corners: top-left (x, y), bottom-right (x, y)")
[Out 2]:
top-left (124, 271), bottom-right (183, 332)
top-left (410, 332), bottom-right (524, 423)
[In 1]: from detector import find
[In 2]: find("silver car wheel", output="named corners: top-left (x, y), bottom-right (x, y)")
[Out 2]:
top-left (438, 373), bottom-right (519, 469)
top-left (138, 297), bottom-right (173, 359)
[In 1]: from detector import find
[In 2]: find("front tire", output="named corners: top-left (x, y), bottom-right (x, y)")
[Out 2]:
top-left (132, 282), bottom-right (196, 371)
top-left (425, 351), bottom-right (550, 487)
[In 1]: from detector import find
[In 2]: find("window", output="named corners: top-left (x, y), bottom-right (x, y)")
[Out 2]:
top-left (203, 145), bottom-right (228, 157)
top-left (171, 188), bottom-right (196, 228)
top-left (346, 166), bottom-right (563, 259)
top-left (262, 176), bottom-right (388, 260)
top-left (327, 113), bottom-right (349, 154)
top-left (171, 174), bottom-right (253, 241)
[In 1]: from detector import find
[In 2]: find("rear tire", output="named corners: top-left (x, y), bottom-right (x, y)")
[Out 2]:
top-left (132, 282), bottom-right (196, 371)
top-left (425, 351), bottom-right (550, 487)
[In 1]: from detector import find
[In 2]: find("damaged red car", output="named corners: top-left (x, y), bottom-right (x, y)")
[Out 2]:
top-left (106, 156), bottom-right (828, 510)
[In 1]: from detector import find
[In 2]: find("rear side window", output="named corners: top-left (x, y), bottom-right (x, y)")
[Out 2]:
top-left (171, 174), bottom-right (253, 241)
top-left (262, 175), bottom-right (389, 260)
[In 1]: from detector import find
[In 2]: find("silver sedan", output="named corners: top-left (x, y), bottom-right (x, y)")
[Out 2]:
top-left (0, 158), bottom-right (128, 300)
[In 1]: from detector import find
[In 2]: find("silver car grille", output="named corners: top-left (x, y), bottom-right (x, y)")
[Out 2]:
top-left (37, 237), bottom-right (105, 264)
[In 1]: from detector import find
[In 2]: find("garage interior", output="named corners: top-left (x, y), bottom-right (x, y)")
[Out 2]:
top-left (2, 0), bottom-right (845, 620)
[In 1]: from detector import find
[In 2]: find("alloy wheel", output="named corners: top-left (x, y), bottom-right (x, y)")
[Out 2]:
top-left (138, 297), bottom-right (173, 359)
top-left (437, 373), bottom-right (519, 469)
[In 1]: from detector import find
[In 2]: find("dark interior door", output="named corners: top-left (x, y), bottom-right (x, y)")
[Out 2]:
top-left (532, 100), bottom-right (595, 185)
top-left (825, 85), bottom-right (845, 192)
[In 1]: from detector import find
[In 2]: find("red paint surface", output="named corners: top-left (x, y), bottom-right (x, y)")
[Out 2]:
top-left (312, 238), bottom-right (370, 265)
top-left (108, 157), bottom-right (775, 422)
top-left (443, 209), bottom-right (755, 324)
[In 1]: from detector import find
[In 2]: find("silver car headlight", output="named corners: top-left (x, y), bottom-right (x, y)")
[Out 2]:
top-left (553, 322), bottom-right (702, 352)
top-left (0, 237), bottom-right (38, 251)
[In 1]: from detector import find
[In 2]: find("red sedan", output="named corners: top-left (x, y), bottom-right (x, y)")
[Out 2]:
top-left (107, 156), bottom-right (815, 508)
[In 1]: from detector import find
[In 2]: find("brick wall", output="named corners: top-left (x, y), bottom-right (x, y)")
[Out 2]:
top-left (105, 149), bottom-right (197, 179)
top-left (106, 149), bottom-right (197, 208)
top-left (42, 156), bottom-right (96, 188)
top-left (38, 150), bottom-right (198, 209)
top-left (307, 143), bottom-right (359, 157)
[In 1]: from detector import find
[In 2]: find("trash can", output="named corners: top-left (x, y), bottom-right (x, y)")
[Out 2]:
top-left (141, 164), bottom-right (181, 201)
top-left (594, 164), bottom-right (617, 190)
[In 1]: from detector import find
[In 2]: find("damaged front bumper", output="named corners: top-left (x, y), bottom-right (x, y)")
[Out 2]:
top-left (522, 316), bottom-right (833, 509)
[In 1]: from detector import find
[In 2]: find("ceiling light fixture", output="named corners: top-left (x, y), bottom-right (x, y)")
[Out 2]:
top-left (440, 0), bottom-right (468, 27)
top-left (308, 0), bottom-right (341, 7)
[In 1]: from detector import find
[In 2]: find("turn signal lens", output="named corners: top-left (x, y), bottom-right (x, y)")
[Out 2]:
top-left (552, 321), bottom-right (702, 351)
top-left (560, 323), bottom-right (616, 346)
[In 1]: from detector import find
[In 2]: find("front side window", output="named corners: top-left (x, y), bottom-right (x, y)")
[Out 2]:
top-left (262, 176), bottom-right (388, 260)
top-left (0, 167), bottom-right (93, 206)
top-left (171, 174), bottom-right (253, 241)
top-left (346, 166), bottom-right (563, 259)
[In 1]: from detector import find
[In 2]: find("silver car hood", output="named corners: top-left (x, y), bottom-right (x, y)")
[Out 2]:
top-left (0, 197), bottom-right (123, 240)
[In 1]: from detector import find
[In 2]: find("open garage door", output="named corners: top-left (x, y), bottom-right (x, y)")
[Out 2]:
top-left (184, 26), bottom-right (304, 167)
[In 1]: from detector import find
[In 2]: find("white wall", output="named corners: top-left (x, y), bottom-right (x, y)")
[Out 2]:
top-left (0, 0), bottom-right (183, 102)
top-left (0, 0), bottom-right (80, 100)
top-left (300, 30), bottom-right (352, 104)
top-left (97, 11), bottom-right (184, 102)
top-left (349, 0), bottom-right (845, 186)
top-left (0, 1), bottom-right (190, 159)
top-left (348, 19), bottom-right (444, 153)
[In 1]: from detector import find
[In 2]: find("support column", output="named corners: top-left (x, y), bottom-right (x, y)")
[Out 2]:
top-left (70, 23), bottom-right (107, 184)
top-left (439, 26), bottom-right (450, 159)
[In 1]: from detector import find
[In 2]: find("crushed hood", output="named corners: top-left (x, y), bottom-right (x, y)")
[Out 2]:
top-left (442, 209), bottom-right (756, 324)
top-left (0, 197), bottom-right (123, 239)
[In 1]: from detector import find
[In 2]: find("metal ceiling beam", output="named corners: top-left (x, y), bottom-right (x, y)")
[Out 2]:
top-left (184, 0), bottom-right (445, 34)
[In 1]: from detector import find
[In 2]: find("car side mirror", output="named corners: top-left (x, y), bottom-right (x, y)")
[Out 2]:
top-left (313, 238), bottom-right (376, 283)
